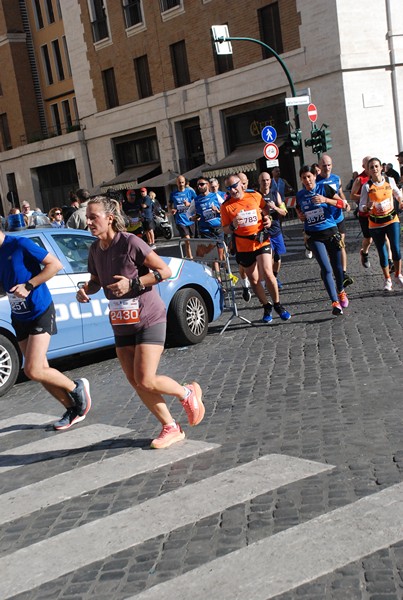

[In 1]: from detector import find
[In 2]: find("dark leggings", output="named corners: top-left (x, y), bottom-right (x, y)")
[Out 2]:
top-left (370, 221), bottom-right (401, 268)
top-left (308, 237), bottom-right (344, 303)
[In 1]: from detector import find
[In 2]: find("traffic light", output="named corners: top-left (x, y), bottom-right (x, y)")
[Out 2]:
top-left (290, 129), bottom-right (301, 148)
top-left (311, 129), bottom-right (323, 154)
top-left (304, 127), bottom-right (332, 155)
top-left (285, 129), bottom-right (301, 154)
top-left (321, 128), bottom-right (332, 152)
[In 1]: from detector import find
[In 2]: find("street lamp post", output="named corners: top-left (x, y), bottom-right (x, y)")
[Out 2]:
top-left (212, 29), bottom-right (304, 168)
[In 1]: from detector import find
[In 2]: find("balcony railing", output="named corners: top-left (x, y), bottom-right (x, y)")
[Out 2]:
top-left (19, 121), bottom-right (81, 146)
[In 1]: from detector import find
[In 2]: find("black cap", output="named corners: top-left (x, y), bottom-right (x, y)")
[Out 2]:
top-left (395, 151), bottom-right (403, 158)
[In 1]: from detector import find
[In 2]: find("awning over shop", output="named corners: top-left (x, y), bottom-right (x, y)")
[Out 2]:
top-left (131, 170), bottom-right (179, 189)
top-left (181, 163), bottom-right (210, 182)
top-left (202, 144), bottom-right (264, 178)
top-left (100, 162), bottom-right (160, 192)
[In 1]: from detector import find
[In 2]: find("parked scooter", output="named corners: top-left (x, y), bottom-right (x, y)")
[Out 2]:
top-left (153, 208), bottom-right (173, 240)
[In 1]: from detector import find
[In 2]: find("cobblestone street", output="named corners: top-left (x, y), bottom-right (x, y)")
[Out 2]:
top-left (1, 218), bottom-right (403, 599)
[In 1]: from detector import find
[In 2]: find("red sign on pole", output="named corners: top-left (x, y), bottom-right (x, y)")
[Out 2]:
top-left (263, 143), bottom-right (279, 160)
top-left (307, 103), bottom-right (318, 123)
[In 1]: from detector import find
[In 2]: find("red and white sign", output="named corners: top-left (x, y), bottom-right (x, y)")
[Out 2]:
top-left (263, 143), bottom-right (279, 160)
top-left (307, 103), bottom-right (318, 123)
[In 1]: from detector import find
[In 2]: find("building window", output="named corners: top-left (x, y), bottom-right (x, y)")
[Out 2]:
top-left (0, 113), bottom-right (12, 150)
top-left (6, 173), bottom-right (19, 206)
top-left (89, 0), bottom-right (109, 42)
top-left (33, 0), bottom-right (44, 29)
top-left (258, 2), bottom-right (283, 57)
top-left (115, 134), bottom-right (159, 170)
top-left (50, 104), bottom-right (62, 135)
top-left (72, 97), bottom-right (79, 122)
top-left (62, 100), bottom-right (73, 130)
top-left (45, 0), bottom-right (55, 24)
top-left (62, 36), bottom-right (72, 77)
top-left (41, 44), bottom-right (54, 85)
top-left (102, 68), bottom-right (119, 109)
top-left (160, 0), bottom-right (181, 11)
top-left (179, 119), bottom-right (205, 172)
top-left (123, 0), bottom-right (143, 28)
top-left (51, 39), bottom-right (65, 81)
top-left (170, 40), bottom-right (190, 88)
top-left (55, 0), bottom-right (62, 19)
top-left (134, 55), bottom-right (152, 99)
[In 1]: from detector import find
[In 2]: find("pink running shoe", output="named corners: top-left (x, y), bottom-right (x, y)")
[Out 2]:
top-left (338, 291), bottom-right (349, 308)
top-left (150, 423), bottom-right (185, 449)
top-left (181, 382), bottom-right (205, 426)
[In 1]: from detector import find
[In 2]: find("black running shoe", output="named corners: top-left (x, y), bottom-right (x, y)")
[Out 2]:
top-left (262, 303), bottom-right (273, 324)
top-left (242, 287), bottom-right (252, 302)
top-left (53, 407), bottom-right (85, 431)
top-left (273, 303), bottom-right (291, 321)
top-left (343, 273), bottom-right (354, 287)
top-left (360, 250), bottom-right (370, 268)
top-left (70, 378), bottom-right (91, 417)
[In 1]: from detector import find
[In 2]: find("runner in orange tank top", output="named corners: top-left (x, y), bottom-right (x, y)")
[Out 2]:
top-left (220, 173), bottom-right (291, 324)
top-left (360, 157), bottom-right (403, 292)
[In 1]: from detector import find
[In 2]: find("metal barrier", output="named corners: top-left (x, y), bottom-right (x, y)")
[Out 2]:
top-left (179, 238), bottom-right (252, 334)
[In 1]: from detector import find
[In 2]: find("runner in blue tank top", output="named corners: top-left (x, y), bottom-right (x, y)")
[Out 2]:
top-left (296, 166), bottom-right (349, 315)
top-left (316, 154), bottom-right (353, 287)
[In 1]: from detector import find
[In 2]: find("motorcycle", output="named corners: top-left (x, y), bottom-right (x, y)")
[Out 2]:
top-left (153, 208), bottom-right (173, 240)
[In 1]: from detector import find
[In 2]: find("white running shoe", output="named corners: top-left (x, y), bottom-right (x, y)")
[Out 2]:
top-left (384, 278), bottom-right (393, 292)
top-left (305, 249), bottom-right (313, 259)
top-left (395, 274), bottom-right (403, 288)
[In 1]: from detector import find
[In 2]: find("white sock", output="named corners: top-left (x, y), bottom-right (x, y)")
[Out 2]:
top-left (182, 386), bottom-right (190, 400)
top-left (240, 276), bottom-right (250, 288)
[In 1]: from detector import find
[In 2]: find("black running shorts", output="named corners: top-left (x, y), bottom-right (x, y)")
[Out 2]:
top-left (114, 321), bottom-right (167, 347)
top-left (11, 302), bottom-right (57, 342)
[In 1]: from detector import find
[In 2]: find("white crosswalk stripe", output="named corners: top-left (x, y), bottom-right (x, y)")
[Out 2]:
top-left (0, 412), bottom-right (333, 599)
top-left (0, 413), bottom-right (58, 437)
top-left (0, 439), bottom-right (219, 526)
top-left (0, 423), bottom-right (132, 474)
top-left (2, 412), bottom-right (403, 600)
top-left (126, 483), bottom-right (403, 600)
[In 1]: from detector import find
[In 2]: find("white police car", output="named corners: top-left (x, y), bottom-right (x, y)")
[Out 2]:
top-left (0, 229), bottom-right (224, 396)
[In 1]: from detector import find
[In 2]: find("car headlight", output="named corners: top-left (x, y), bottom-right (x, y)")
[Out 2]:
top-left (203, 265), bottom-right (213, 277)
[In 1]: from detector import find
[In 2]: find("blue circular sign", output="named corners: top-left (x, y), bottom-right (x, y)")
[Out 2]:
top-left (261, 125), bottom-right (277, 144)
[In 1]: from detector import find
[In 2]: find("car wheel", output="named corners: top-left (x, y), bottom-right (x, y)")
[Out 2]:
top-left (0, 334), bottom-right (21, 397)
top-left (167, 288), bottom-right (208, 345)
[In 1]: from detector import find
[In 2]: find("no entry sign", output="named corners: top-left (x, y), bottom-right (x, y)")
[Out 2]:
top-left (307, 103), bottom-right (318, 123)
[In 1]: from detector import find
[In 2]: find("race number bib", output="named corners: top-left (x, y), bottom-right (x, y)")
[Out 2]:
top-left (305, 207), bottom-right (325, 225)
top-left (177, 204), bottom-right (188, 213)
top-left (7, 292), bottom-right (30, 315)
top-left (202, 208), bottom-right (216, 221)
top-left (109, 298), bottom-right (140, 326)
top-left (374, 198), bottom-right (393, 215)
top-left (238, 209), bottom-right (258, 227)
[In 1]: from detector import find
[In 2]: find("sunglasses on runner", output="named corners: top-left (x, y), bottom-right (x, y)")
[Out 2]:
top-left (226, 180), bottom-right (240, 191)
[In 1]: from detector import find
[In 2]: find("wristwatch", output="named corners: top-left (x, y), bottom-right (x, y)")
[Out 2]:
top-left (130, 277), bottom-right (145, 294)
top-left (24, 281), bottom-right (35, 292)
